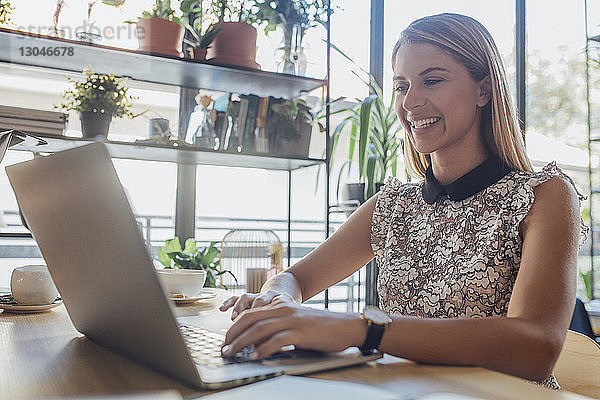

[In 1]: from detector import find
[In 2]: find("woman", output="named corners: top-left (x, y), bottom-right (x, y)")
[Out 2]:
top-left (219, 13), bottom-right (587, 388)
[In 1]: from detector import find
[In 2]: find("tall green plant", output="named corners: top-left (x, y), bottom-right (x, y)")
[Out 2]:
top-left (329, 44), bottom-right (406, 200)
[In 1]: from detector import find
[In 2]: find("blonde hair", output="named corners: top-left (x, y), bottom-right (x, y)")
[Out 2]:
top-left (392, 13), bottom-right (532, 178)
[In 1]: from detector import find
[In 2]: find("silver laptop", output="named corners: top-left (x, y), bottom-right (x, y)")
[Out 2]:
top-left (6, 142), bottom-right (381, 390)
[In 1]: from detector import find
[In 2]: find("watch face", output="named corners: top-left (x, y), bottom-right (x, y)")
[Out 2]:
top-left (363, 306), bottom-right (391, 324)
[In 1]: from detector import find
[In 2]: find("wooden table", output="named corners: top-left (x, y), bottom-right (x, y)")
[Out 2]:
top-left (0, 289), bottom-right (591, 400)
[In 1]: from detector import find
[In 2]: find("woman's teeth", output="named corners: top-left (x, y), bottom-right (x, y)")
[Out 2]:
top-left (411, 117), bottom-right (441, 128)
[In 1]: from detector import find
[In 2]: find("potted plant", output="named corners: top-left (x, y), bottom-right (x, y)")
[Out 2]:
top-left (180, 1), bottom-right (221, 60)
top-left (133, 0), bottom-right (185, 57)
top-left (253, 0), bottom-right (329, 75)
top-left (184, 22), bottom-right (222, 60)
top-left (157, 237), bottom-right (237, 289)
top-left (268, 98), bottom-right (313, 157)
top-left (58, 67), bottom-right (140, 139)
top-left (330, 45), bottom-right (407, 203)
top-left (204, 0), bottom-right (265, 69)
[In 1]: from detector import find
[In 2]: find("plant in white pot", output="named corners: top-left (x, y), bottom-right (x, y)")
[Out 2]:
top-left (157, 237), bottom-right (238, 298)
top-left (58, 67), bottom-right (140, 139)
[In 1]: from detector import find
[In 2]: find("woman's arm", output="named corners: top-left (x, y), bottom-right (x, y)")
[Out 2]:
top-left (222, 176), bottom-right (580, 381)
top-left (220, 193), bottom-right (379, 316)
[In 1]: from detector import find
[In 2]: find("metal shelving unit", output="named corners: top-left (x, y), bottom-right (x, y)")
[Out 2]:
top-left (0, 18), bottom-right (331, 280)
top-left (0, 28), bottom-right (326, 99)
top-left (12, 133), bottom-right (323, 171)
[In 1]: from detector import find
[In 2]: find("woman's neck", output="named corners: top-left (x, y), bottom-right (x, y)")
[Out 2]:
top-left (430, 142), bottom-right (490, 185)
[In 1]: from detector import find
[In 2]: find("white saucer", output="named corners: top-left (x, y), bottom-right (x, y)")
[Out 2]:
top-left (169, 292), bottom-right (217, 304)
top-left (0, 299), bottom-right (63, 313)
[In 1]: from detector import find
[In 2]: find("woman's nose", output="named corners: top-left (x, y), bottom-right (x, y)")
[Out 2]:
top-left (402, 87), bottom-right (426, 111)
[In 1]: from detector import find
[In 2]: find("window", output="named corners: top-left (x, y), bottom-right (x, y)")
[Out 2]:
top-left (526, 0), bottom-right (591, 298)
top-left (383, 1), bottom-right (516, 104)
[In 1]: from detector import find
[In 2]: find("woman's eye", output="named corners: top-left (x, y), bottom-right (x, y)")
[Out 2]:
top-left (394, 85), bottom-right (408, 93)
top-left (424, 79), bottom-right (442, 86)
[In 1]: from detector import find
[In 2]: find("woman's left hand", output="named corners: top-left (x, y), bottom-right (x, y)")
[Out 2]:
top-left (221, 303), bottom-right (366, 360)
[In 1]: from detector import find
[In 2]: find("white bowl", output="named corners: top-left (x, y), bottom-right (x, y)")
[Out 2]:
top-left (157, 269), bottom-right (206, 298)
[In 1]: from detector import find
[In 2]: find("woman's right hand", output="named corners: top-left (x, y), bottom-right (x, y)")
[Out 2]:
top-left (219, 290), bottom-right (296, 320)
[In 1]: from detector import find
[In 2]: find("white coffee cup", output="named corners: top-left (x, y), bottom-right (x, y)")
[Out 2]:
top-left (10, 265), bottom-right (59, 305)
top-left (156, 269), bottom-right (207, 298)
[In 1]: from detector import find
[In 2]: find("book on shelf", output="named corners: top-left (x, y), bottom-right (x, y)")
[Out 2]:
top-left (254, 97), bottom-right (269, 154)
top-left (223, 97), bottom-right (241, 152)
top-left (236, 97), bottom-right (249, 151)
top-left (241, 94), bottom-right (260, 152)
top-left (213, 93), bottom-right (231, 151)
top-left (213, 111), bottom-right (227, 150)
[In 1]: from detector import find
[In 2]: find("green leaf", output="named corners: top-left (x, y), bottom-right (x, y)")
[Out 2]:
top-left (157, 247), bottom-right (172, 268)
top-left (200, 246), bottom-right (220, 266)
top-left (365, 155), bottom-right (377, 199)
top-left (581, 271), bottom-right (592, 300)
top-left (165, 237), bottom-right (182, 253)
top-left (102, 0), bottom-right (125, 6)
top-left (358, 95), bottom-right (377, 179)
top-left (347, 122), bottom-right (358, 173)
top-left (184, 238), bottom-right (197, 255)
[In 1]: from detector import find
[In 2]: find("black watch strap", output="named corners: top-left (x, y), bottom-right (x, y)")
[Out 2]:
top-left (360, 321), bottom-right (386, 355)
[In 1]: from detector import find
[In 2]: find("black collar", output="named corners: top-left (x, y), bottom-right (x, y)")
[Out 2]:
top-left (422, 156), bottom-right (513, 204)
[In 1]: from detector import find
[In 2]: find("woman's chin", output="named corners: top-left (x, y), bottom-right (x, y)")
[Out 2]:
top-left (412, 141), bottom-right (438, 155)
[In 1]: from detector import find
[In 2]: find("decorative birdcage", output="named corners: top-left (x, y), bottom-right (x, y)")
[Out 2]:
top-left (220, 229), bottom-right (283, 293)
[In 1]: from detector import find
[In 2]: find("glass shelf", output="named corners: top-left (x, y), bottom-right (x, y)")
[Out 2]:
top-left (0, 28), bottom-right (326, 99)
top-left (12, 133), bottom-right (324, 171)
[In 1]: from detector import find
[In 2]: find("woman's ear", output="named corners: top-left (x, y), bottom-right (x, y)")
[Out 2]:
top-left (477, 76), bottom-right (491, 107)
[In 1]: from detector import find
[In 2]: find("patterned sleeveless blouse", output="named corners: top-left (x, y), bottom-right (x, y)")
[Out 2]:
top-left (370, 160), bottom-right (588, 389)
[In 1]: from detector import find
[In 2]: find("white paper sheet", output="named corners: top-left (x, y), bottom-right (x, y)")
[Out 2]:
top-left (48, 391), bottom-right (183, 400)
top-left (201, 376), bottom-right (399, 400)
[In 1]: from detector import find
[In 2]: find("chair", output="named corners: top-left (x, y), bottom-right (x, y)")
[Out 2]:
top-left (554, 330), bottom-right (600, 398)
top-left (569, 297), bottom-right (596, 340)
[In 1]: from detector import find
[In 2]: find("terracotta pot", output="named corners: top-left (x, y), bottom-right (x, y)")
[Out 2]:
top-left (192, 47), bottom-right (207, 60)
top-left (136, 18), bottom-right (184, 57)
top-left (79, 111), bottom-right (112, 139)
top-left (206, 22), bottom-right (260, 69)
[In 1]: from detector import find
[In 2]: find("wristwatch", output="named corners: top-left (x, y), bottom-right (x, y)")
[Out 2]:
top-left (359, 306), bottom-right (392, 355)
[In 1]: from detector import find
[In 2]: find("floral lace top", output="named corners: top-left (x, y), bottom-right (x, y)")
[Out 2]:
top-left (370, 162), bottom-right (588, 389)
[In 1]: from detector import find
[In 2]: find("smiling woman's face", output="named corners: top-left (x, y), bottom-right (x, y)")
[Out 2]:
top-left (392, 42), bottom-right (490, 158)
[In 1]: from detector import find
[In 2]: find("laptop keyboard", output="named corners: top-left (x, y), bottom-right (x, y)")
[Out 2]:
top-left (179, 324), bottom-right (255, 368)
